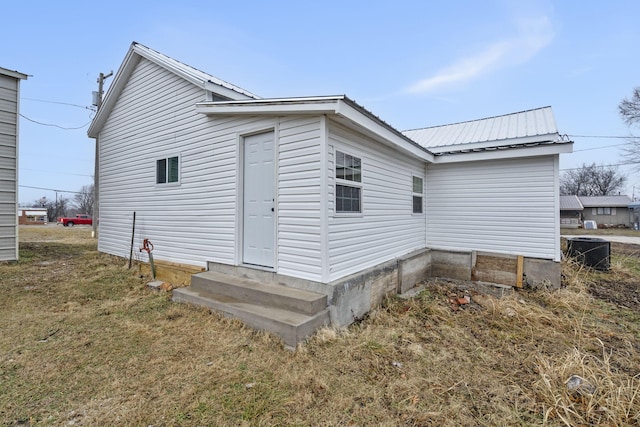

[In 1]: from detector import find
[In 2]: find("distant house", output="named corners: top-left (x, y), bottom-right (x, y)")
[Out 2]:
top-left (560, 195), bottom-right (583, 228)
top-left (87, 42), bottom-right (573, 345)
top-left (0, 67), bottom-right (28, 261)
top-left (18, 208), bottom-right (48, 225)
top-left (580, 195), bottom-right (632, 228)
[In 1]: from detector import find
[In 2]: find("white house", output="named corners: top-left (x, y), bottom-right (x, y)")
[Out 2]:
top-left (88, 43), bottom-right (572, 346)
top-left (0, 66), bottom-right (28, 262)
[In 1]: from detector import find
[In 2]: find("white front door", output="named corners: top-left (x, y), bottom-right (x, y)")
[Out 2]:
top-left (243, 131), bottom-right (275, 267)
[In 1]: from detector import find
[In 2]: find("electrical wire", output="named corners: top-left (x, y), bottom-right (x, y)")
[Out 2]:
top-left (19, 185), bottom-right (83, 194)
top-left (21, 97), bottom-right (95, 111)
top-left (19, 113), bottom-right (92, 130)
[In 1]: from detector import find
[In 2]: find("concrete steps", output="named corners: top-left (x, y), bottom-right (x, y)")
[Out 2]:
top-left (172, 271), bottom-right (330, 348)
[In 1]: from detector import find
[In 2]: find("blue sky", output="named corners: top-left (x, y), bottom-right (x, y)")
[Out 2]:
top-left (3, 0), bottom-right (640, 204)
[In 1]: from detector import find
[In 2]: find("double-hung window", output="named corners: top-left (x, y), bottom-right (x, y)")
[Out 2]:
top-left (156, 156), bottom-right (179, 184)
top-left (335, 151), bottom-right (362, 213)
top-left (412, 176), bottom-right (424, 214)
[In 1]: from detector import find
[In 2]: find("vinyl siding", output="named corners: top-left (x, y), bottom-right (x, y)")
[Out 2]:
top-left (327, 121), bottom-right (426, 281)
top-left (98, 57), bottom-right (271, 267)
top-left (0, 74), bottom-right (19, 261)
top-left (427, 156), bottom-right (559, 260)
top-left (277, 116), bottom-right (323, 281)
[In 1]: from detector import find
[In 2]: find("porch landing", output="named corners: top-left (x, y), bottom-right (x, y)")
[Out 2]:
top-left (172, 271), bottom-right (330, 348)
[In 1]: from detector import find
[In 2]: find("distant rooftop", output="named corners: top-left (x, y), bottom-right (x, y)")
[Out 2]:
top-left (578, 195), bottom-right (632, 207)
top-left (560, 195), bottom-right (583, 210)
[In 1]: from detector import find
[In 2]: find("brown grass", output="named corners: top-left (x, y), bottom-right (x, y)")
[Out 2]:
top-left (1, 226), bottom-right (639, 426)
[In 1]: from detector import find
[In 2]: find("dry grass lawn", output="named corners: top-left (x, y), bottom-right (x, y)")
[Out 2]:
top-left (1, 226), bottom-right (639, 426)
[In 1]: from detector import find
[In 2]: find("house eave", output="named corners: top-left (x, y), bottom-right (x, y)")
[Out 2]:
top-left (196, 97), bottom-right (435, 163)
top-left (0, 67), bottom-right (28, 80)
top-left (432, 140), bottom-right (573, 164)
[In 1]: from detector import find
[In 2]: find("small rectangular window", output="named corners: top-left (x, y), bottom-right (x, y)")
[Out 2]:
top-left (156, 156), bottom-right (179, 184)
top-left (336, 151), bottom-right (362, 213)
top-left (412, 176), bottom-right (423, 214)
top-left (596, 207), bottom-right (611, 215)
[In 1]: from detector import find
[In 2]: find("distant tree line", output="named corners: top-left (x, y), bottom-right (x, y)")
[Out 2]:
top-left (560, 163), bottom-right (626, 196)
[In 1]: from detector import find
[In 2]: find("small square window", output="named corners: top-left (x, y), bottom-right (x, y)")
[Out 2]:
top-left (157, 156), bottom-right (179, 184)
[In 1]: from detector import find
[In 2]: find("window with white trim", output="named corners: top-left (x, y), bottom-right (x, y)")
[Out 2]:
top-left (156, 156), bottom-right (179, 184)
top-left (596, 207), bottom-right (612, 215)
top-left (412, 176), bottom-right (423, 214)
top-left (335, 151), bottom-right (362, 213)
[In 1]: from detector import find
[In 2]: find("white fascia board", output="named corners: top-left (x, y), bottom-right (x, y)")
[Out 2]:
top-left (334, 101), bottom-right (434, 163)
top-left (87, 48), bottom-right (140, 138)
top-left (0, 67), bottom-right (28, 80)
top-left (428, 133), bottom-right (561, 154)
top-left (195, 101), bottom-right (338, 115)
top-left (432, 142), bottom-right (573, 164)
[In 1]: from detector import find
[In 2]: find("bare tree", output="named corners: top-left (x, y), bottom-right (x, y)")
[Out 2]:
top-left (42, 196), bottom-right (69, 222)
top-left (74, 184), bottom-right (94, 216)
top-left (619, 87), bottom-right (640, 169)
top-left (619, 87), bottom-right (640, 126)
top-left (560, 163), bottom-right (626, 196)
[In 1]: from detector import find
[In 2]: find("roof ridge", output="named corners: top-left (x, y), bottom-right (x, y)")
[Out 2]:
top-left (403, 105), bottom-right (553, 132)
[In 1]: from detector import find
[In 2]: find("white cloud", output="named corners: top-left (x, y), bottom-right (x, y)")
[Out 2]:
top-left (407, 16), bottom-right (554, 94)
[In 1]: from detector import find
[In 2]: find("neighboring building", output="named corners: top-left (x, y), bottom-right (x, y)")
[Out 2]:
top-left (88, 43), bottom-right (573, 345)
top-left (18, 208), bottom-right (48, 225)
top-left (579, 195), bottom-right (632, 228)
top-left (0, 67), bottom-right (28, 261)
top-left (559, 195), bottom-right (583, 228)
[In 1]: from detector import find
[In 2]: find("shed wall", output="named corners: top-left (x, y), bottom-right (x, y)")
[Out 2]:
top-left (327, 121), bottom-right (427, 281)
top-left (0, 74), bottom-right (19, 261)
top-left (427, 155), bottom-right (560, 260)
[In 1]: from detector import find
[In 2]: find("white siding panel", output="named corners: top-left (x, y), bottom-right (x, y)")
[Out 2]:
top-left (0, 74), bottom-right (18, 261)
top-left (98, 57), bottom-right (275, 267)
top-left (427, 156), bottom-right (559, 260)
top-left (328, 121), bottom-right (426, 281)
top-left (277, 116), bottom-right (323, 281)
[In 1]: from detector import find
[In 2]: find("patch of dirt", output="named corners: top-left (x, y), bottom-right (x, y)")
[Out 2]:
top-left (585, 242), bottom-right (640, 311)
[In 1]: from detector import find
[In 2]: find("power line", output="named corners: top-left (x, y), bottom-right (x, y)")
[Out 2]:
top-left (572, 142), bottom-right (635, 152)
top-left (19, 113), bottom-right (93, 130)
top-left (19, 185), bottom-right (83, 194)
top-left (21, 97), bottom-right (95, 111)
top-left (20, 168), bottom-right (93, 178)
top-left (560, 161), bottom-right (640, 171)
top-left (568, 134), bottom-right (638, 139)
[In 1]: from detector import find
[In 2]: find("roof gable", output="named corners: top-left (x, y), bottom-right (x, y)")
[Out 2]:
top-left (88, 42), bottom-right (258, 138)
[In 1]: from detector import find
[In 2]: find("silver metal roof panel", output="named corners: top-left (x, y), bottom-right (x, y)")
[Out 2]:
top-left (403, 106), bottom-right (559, 149)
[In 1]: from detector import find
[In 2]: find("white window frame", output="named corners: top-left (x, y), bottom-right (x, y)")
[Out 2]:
top-left (596, 207), bottom-right (612, 215)
top-left (335, 150), bottom-right (362, 215)
top-left (412, 175), bottom-right (424, 214)
top-left (156, 154), bottom-right (181, 186)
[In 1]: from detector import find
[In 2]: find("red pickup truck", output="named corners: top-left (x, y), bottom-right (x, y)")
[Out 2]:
top-left (57, 214), bottom-right (93, 227)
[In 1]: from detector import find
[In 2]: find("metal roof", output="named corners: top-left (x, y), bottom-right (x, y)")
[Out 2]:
top-left (578, 195), bottom-right (632, 207)
top-left (560, 195), bottom-right (583, 210)
top-left (403, 106), bottom-right (561, 152)
top-left (132, 43), bottom-right (259, 99)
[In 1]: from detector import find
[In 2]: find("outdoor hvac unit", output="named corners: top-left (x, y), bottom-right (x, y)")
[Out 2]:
top-left (567, 237), bottom-right (610, 271)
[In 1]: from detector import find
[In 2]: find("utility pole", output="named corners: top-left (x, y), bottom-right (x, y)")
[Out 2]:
top-left (92, 71), bottom-right (113, 238)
